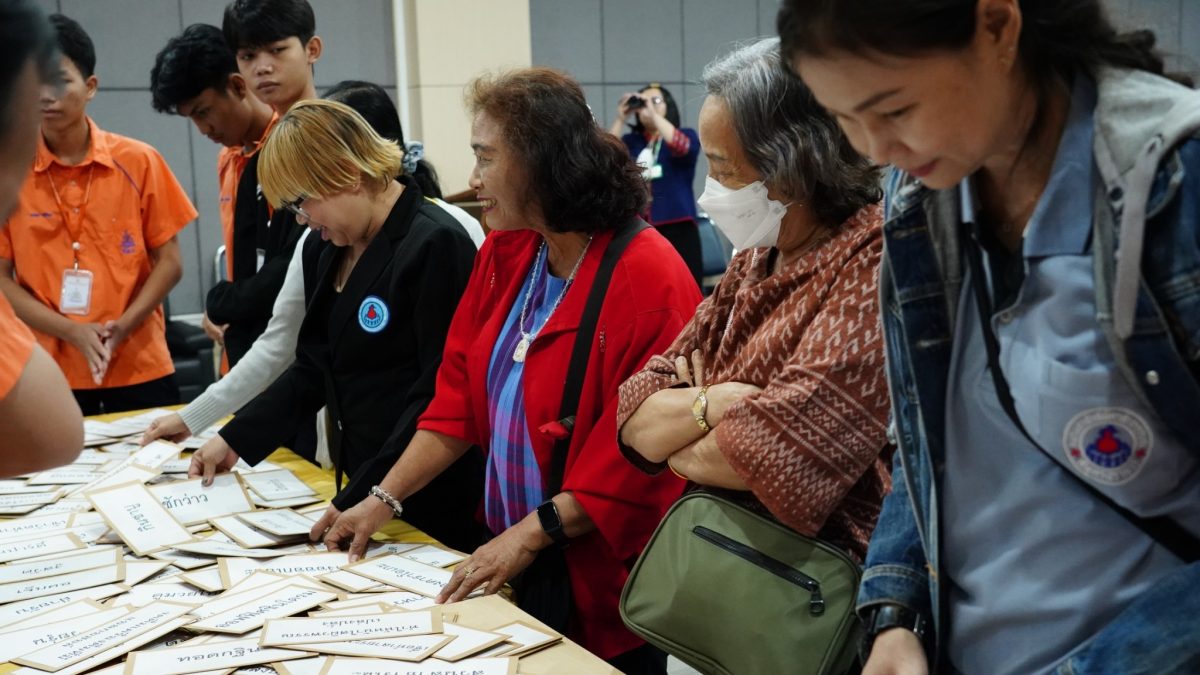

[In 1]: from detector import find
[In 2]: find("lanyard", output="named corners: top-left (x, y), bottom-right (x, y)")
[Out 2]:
top-left (45, 164), bottom-right (96, 269)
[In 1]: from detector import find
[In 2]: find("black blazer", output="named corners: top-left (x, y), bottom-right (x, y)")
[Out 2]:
top-left (220, 178), bottom-right (485, 551)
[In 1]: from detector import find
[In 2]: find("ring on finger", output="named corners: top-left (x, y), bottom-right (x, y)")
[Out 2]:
top-left (463, 567), bottom-right (477, 579)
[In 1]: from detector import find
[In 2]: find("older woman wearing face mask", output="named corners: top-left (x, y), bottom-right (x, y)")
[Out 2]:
top-left (618, 37), bottom-right (891, 564)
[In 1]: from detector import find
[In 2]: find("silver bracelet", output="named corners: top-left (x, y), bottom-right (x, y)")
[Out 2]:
top-left (369, 485), bottom-right (403, 518)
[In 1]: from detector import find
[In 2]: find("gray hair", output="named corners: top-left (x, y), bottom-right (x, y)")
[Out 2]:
top-left (701, 37), bottom-right (880, 226)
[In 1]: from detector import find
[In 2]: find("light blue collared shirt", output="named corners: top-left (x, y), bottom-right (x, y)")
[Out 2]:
top-left (941, 77), bottom-right (1200, 675)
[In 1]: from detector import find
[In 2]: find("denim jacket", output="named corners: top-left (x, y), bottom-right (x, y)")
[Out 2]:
top-left (859, 67), bottom-right (1200, 673)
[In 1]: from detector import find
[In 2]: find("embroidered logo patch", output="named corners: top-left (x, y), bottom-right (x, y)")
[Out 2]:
top-left (120, 230), bottom-right (136, 254)
top-left (1062, 407), bottom-right (1153, 485)
top-left (358, 295), bottom-right (389, 333)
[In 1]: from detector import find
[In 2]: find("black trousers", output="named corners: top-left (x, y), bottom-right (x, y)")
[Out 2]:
top-left (73, 373), bottom-right (179, 416)
top-left (656, 219), bottom-right (703, 290)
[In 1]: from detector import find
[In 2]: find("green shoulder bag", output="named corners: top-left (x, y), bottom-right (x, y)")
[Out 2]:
top-left (620, 490), bottom-right (862, 675)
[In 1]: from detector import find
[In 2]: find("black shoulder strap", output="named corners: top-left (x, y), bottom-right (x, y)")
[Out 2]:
top-left (962, 221), bottom-right (1199, 563)
top-left (546, 217), bottom-right (650, 495)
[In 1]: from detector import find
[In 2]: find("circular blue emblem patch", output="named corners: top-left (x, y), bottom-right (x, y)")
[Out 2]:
top-left (358, 296), bottom-right (389, 333)
top-left (1062, 407), bottom-right (1153, 485)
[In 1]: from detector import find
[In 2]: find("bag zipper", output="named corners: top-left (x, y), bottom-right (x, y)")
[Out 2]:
top-left (693, 525), bottom-right (825, 616)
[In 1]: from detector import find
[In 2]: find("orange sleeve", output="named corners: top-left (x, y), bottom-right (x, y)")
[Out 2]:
top-left (0, 293), bottom-right (35, 399)
top-left (139, 149), bottom-right (198, 249)
top-left (0, 218), bottom-right (14, 259)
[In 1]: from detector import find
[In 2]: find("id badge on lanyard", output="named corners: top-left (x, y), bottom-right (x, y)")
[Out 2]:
top-left (48, 167), bottom-right (97, 316)
top-left (636, 139), bottom-right (664, 181)
top-left (60, 267), bottom-right (94, 315)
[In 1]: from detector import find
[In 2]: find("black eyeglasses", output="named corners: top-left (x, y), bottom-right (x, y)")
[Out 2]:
top-left (282, 198), bottom-right (311, 223)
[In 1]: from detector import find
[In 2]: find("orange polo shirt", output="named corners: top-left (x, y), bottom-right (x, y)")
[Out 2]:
top-left (0, 117), bottom-right (197, 390)
top-left (216, 113), bottom-right (278, 280)
top-left (0, 293), bottom-right (35, 399)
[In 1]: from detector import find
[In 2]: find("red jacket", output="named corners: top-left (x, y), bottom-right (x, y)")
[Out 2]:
top-left (418, 226), bottom-right (700, 658)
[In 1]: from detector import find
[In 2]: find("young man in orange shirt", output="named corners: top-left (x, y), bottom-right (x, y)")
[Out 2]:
top-left (151, 23), bottom-right (286, 368)
top-left (223, 0), bottom-right (323, 117)
top-left (0, 13), bottom-right (197, 415)
top-left (0, 0), bottom-right (84, 473)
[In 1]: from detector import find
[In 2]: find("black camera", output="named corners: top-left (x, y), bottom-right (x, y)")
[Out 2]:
top-left (626, 94), bottom-right (646, 111)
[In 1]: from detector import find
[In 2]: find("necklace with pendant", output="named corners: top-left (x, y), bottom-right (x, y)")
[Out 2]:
top-left (513, 236), bottom-right (592, 362)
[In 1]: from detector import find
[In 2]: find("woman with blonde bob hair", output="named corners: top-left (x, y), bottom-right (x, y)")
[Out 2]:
top-left (191, 98), bottom-right (487, 552)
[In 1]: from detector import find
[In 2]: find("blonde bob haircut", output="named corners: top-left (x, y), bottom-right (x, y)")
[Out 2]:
top-left (259, 98), bottom-right (403, 208)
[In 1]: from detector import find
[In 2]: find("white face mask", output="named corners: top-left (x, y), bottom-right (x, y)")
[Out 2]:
top-left (696, 176), bottom-right (788, 250)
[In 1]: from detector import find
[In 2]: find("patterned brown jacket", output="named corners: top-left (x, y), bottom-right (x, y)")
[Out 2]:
top-left (617, 204), bottom-right (892, 561)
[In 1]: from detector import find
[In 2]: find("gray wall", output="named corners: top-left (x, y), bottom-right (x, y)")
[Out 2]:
top-left (35, 0), bottom-right (398, 314)
top-left (530, 0), bottom-right (1199, 204)
top-left (530, 0), bottom-right (782, 202)
top-left (1104, 0), bottom-right (1200, 79)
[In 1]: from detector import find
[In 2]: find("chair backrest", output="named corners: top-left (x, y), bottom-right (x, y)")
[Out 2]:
top-left (214, 245), bottom-right (228, 283)
top-left (696, 214), bottom-right (733, 293)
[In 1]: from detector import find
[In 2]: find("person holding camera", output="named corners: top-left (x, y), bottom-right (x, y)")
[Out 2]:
top-left (609, 84), bottom-right (702, 289)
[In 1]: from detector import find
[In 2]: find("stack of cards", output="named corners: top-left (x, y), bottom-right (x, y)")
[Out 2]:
top-left (0, 412), bottom-right (568, 674)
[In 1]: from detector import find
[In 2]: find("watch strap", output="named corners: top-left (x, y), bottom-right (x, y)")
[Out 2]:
top-left (537, 500), bottom-right (569, 548)
top-left (860, 603), bottom-right (929, 663)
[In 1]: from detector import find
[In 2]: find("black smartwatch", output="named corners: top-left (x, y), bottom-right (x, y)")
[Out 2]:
top-left (860, 603), bottom-right (929, 663)
top-left (536, 500), bottom-right (570, 548)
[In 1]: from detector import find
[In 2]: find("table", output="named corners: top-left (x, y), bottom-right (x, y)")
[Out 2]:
top-left (0, 410), bottom-right (617, 675)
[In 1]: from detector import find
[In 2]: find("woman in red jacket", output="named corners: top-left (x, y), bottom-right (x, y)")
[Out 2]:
top-left (316, 67), bottom-right (701, 673)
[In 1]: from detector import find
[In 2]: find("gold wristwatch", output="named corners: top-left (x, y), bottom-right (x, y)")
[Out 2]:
top-left (692, 386), bottom-right (711, 433)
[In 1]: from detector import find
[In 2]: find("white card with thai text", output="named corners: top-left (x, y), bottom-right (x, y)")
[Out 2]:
top-left (0, 562), bottom-right (125, 604)
top-left (259, 609), bottom-right (441, 646)
top-left (12, 601), bottom-right (194, 670)
top-left (342, 555), bottom-right (457, 598)
top-left (219, 553), bottom-right (350, 587)
top-left (0, 546), bottom-right (121, 584)
top-left (433, 623), bottom-right (510, 662)
top-left (87, 480), bottom-right (195, 556)
top-left (235, 509), bottom-right (315, 536)
top-left (0, 583), bottom-right (127, 627)
top-left (316, 657), bottom-right (516, 675)
top-left (0, 606), bottom-right (129, 663)
top-left (321, 591), bottom-right (437, 612)
top-left (399, 545), bottom-right (467, 568)
top-left (173, 538), bottom-right (291, 559)
top-left (187, 584), bottom-right (337, 634)
top-left (240, 470), bottom-right (314, 500)
top-left (124, 636), bottom-right (312, 675)
top-left (0, 532), bottom-right (85, 563)
top-left (211, 514), bottom-right (303, 549)
top-left (306, 634), bottom-right (451, 661)
top-left (149, 474), bottom-right (255, 525)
